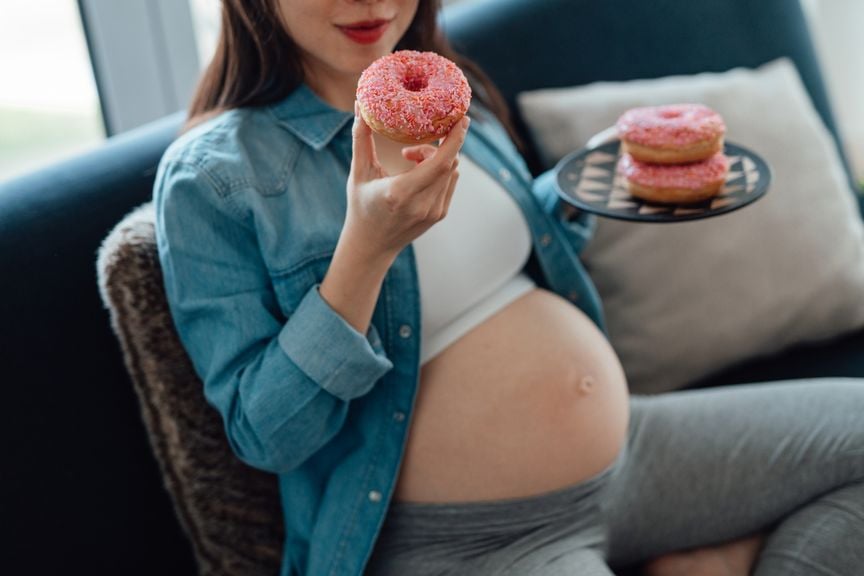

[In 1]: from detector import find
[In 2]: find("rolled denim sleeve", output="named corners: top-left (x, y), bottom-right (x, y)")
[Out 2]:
top-left (532, 169), bottom-right (597, 254)
top-left (154, 159), bottom-right (392, 475)
top-left (278, 284), bottom-right (392, 401)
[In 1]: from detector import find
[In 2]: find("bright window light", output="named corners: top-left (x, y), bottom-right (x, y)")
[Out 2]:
top-left (0, 0), bottom-right (105, 182)
top-left (189, 0), bottom-right (220, 70)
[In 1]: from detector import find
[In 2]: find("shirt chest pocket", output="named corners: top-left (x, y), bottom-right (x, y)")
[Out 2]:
top-left (270, 252), bottom-right (335, 319)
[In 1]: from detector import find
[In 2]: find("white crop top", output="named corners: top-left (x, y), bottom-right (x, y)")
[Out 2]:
top-left (411, 156), bottom-right (536, 364)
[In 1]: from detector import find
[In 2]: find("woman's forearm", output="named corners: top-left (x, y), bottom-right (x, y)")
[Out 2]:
top-left (319, 224), bottom-right (396, 335)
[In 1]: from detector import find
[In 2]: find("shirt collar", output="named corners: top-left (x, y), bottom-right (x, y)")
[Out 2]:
top-left (269, 84), bottom-right (354, 151)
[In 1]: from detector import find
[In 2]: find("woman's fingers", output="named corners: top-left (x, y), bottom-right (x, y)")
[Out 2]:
top-left (351, 113), bottom-right (467, 232)
top-left (402, 144), bottom-right (437, 164)
top-left (350, 101), bottom-right (383, 182)
top-left (410, 116), bottom-right (470, 185)
top-left (402, 117), bottom-right (466, 221)
top-left (435, 162), bottom-right (460, 218)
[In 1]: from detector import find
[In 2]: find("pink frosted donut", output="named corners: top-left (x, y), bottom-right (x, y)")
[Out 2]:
top-left (617, 151), bottom-right (729, 205)
top-left (356, 50), bottom-right (472, 144)
top-left (616, 104), bottom-right (726, 164)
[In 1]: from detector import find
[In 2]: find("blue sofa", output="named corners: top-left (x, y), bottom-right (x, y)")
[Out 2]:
top-left (1, 0), bottom-right (861, 574)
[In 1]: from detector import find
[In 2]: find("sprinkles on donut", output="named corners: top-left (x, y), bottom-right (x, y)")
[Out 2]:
top-left (616, 103), bottom-right (726, 164)
top-left (617, 151), bottom-right (729, 205)
top-left (614, 103), bottom-right (730, 204)
top-left (356, 50), bottom-right (472, 144)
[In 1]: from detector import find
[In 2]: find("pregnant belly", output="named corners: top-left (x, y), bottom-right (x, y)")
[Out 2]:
top-left (392, 288), bottom-right (630, 503)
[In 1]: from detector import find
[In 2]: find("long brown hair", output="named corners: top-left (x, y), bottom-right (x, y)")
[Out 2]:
top-left (185, 0), bottom-right (519, 146)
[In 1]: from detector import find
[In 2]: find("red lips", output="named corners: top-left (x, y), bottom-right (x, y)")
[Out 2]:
top-left (337, 19), bottom-right (391, 45)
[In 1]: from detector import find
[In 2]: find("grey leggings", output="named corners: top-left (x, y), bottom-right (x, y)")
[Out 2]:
top-left (365, 379), bottom-right (864, 575)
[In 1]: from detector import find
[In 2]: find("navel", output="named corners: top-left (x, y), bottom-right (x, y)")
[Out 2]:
top-left (578, 374), bottom-right (596, 396)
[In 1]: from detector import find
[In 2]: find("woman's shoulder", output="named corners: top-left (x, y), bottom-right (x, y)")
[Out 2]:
top-left (159, 105), bottom-right (305, 196)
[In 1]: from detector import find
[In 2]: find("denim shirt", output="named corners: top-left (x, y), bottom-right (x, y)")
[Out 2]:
top-left (153, 84), bottom-right (606, 576)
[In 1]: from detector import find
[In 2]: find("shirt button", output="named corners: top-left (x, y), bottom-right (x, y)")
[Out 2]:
top-left (368, 490), bottom-right (383, 503)
top-left (393, 411), bottom-right (406, 422)
top-left (399, 324), bottom-right (412, 339)
top-left (540, 233), bottom-right (553, 247)
top-left (498, 167), bottom-right (512, 182)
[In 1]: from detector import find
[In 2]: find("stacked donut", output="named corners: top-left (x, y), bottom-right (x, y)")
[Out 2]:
top-left (615, 104), bottom-right (729, 205)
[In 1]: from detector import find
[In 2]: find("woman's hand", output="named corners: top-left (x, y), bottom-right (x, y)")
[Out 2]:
top-left (344, 102), bottom-right (469, 262)
top-left (319, 107), bottom-right (467, 334)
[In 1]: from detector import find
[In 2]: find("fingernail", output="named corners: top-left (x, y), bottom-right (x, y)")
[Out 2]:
top-left (463, 117), bottom-right (471, 129)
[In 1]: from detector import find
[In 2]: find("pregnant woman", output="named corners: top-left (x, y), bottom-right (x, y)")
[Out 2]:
top-left (153, 1), bottom-right (864, 575)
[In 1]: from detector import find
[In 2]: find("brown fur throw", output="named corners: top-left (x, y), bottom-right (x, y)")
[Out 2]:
top-left (96, 202), bottom-right (284, 575)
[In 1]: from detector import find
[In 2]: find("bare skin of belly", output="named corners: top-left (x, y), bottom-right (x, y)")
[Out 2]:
top-left (392, 288), bottom-right (630, 502)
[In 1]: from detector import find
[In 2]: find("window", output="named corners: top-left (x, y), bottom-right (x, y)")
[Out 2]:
top-left (0, 0), bottom-right (104, 182)
top-left (802, 0), bottom-right (864, 182)
top-left (190, 0), bottom-right (220, 70)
